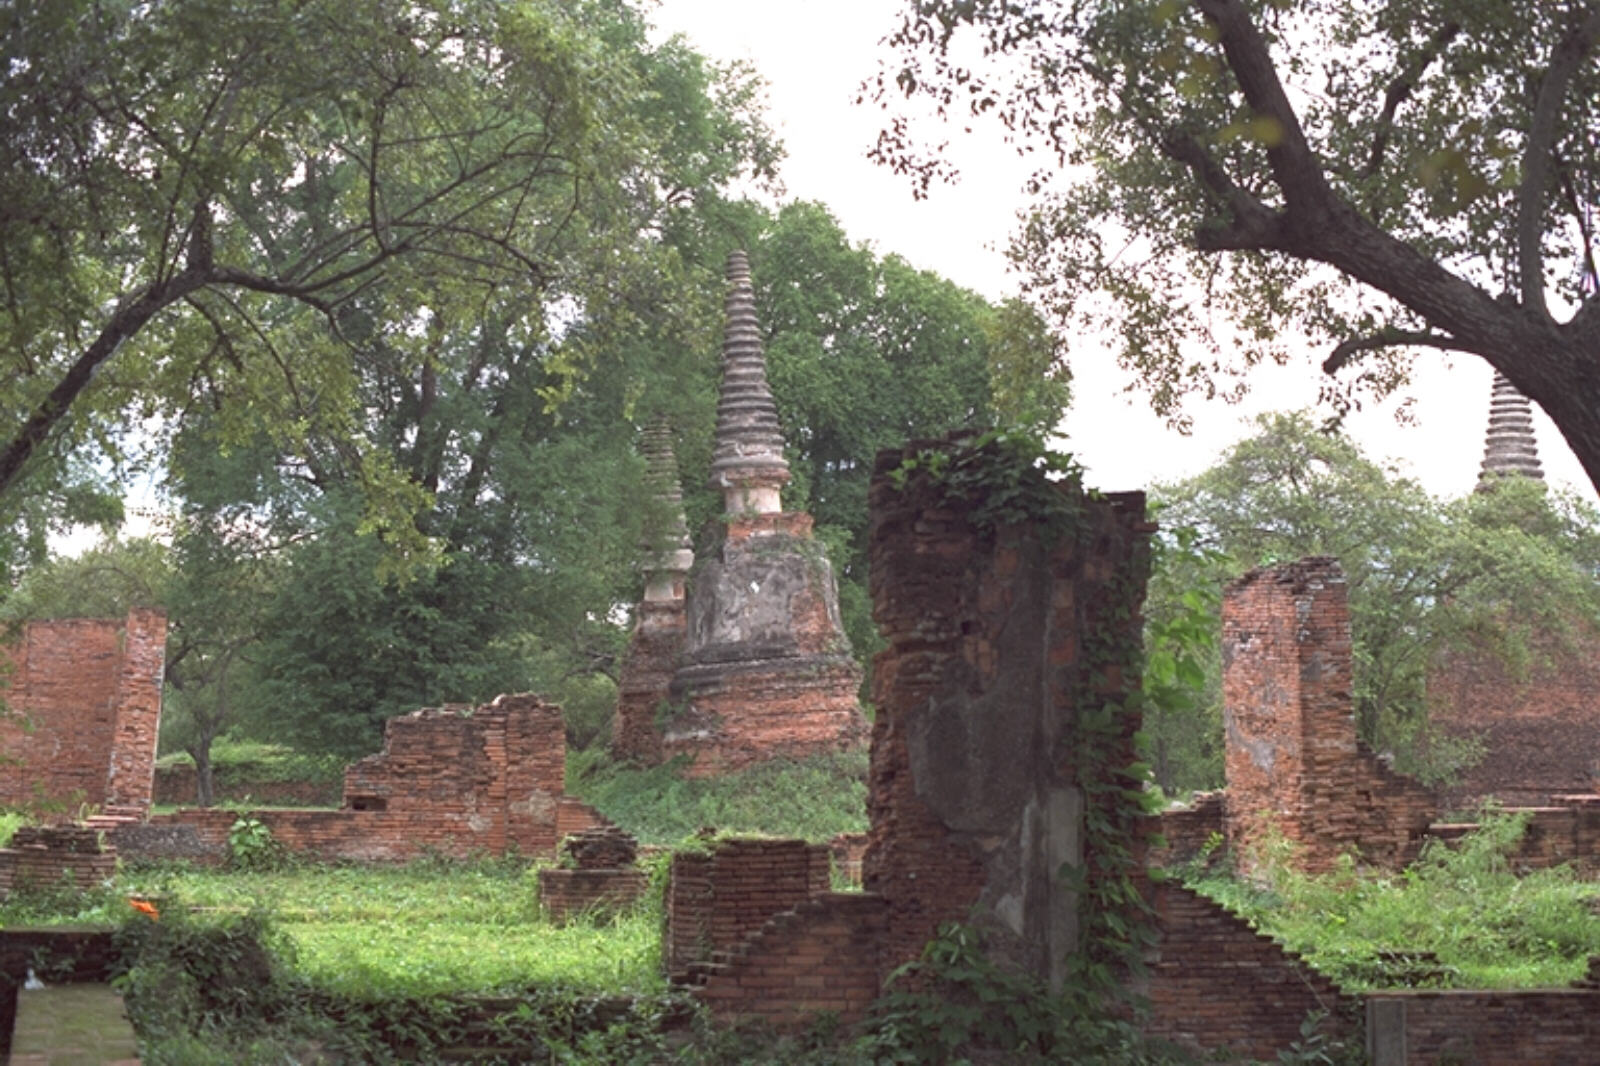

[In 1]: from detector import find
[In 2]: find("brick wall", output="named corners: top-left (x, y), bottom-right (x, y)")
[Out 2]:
top-left (0, 610), bottom-right (166, 816)
top-left (863, 436), bottom-right (1152, 989)
top-left (1143, 880), bottom-right (1351, 1060)
top-left (1148, 791), bottom-right (1225, 868)
top-left (126, 693), bottom-right (607, 863)
top-left (1222, 559), bottom-right (1436, 871)
top-left (1427, 629), bottom-right (1600, 808)
top-left (697, 892), bottom-right (889, 1028)
top-left (537, 869), bottom-right (650, 923)
top-left (664, 837), bottom-right (830, 982)
top-left (1424, 793), bottom-right (1600, 873)
top-left (0, 827), bottom-right (117, 895)
top-left (1365, 989), bottom-right (1600, 1065)
top-left (152, 766), bottom-right (341, 808)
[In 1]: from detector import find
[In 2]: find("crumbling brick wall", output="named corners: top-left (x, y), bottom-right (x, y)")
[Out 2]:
top-left (1222, 559), bottom-right (1436, 871)
top-left (697, 892), bottom-right (888, 1027)
top-left (663, 837), bottom-right (830, 982)
top-left (342, 692), bottom-right (567, 855)
top-left (0, 609), bottom-right (166, 816)
top-left (126, 692), bottom-right (607, 863)
top-left (1423, 793), bottom-right (1600, 874)
top-left (864, 437), bottom-right (1152, 990)
top-left (1427, 629), bottom-right (1600, 808)
top-left (1142, 881), bottom-right (1350, 1060)
top-left (0, 826), bottom-right (117, 895)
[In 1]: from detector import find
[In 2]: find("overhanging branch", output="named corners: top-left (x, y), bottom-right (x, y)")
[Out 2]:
top-left (1321, 328), bottom-right (1473, 375)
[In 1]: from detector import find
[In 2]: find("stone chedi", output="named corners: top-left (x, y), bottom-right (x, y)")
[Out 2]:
top-left (610, 420), bottom-right (696, 764)
top-left (1477, 370), bottom-right (1544, 487)
top-left (612, 251), bottom-right (865, 773)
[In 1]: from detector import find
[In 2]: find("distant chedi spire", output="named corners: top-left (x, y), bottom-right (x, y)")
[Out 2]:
top-left (1477, 371), bottom-right (1544, 489)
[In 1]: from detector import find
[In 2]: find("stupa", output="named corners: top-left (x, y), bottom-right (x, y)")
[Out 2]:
top-left (613, 251), bottom-right (866, 774)
top-left (609, 419), bottom-right (695, 763)
top-left (1476, 371), bottom-right (1544, 488)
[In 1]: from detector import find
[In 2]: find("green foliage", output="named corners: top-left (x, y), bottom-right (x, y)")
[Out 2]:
top-left (1189, 812), bottom-right (1600, 990)
top-left (870, 0), bottom-right (1600, 456)
top-left (1146, 412), bottom-right (1600, 792)
top-left (569, 748), bottom-right (869, 844)
top-left (0, 809), bottom-right (25, 848)
top-left (226, 817), bottom-right (288, 873)
top-left (156, 741), bottom-right (345, 787)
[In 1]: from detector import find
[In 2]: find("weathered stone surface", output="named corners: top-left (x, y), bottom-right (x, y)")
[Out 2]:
top-left (1427, 627), bottom-right (1600, 808)
top-left (0, 609), bottom-right (166, 817)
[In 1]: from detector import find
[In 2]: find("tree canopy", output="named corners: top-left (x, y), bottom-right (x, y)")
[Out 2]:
top-left (1145, 412), bottom-right (1600, 792)
top-left (872, 0), bottom-right (1600, 488)
top-left (0, 0), bottom-right (776, 560)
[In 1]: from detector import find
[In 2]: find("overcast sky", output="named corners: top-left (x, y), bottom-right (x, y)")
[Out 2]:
top-left (650, 0), bottom-right (1596, 504)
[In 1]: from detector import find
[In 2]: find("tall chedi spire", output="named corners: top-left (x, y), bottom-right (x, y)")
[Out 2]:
top-left (659, 249), bottom-right (866, 774)
top-left (709, 250), bottom-right (790, 514)
top-left (609, 419), bottom-right (694, 764)
top-left (1477, 371), bottom-right (1544, 489)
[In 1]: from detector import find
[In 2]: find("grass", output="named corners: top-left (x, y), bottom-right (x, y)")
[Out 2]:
top-left (1184, 812), bottom-right (1600, 990)
top-left (113, 859), bottom-right (665, 999)
top-left (569, 747), bottom-right (869, 844)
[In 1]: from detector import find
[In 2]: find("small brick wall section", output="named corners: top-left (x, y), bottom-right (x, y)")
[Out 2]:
top-left (128, 693), bottom-right (608, 863)
top-left (1365, 989), bottom-right (1600, 1066)
top-left (1148, 791), bottom-right (1225, 868)
top-left (664, 838), bottom-right (829, 983)
top-left (1222, 559), bottom-right (1437, 871)
top-left (0, 609), bottom-right (166, 815)
top-left (1425, 793), bottom-right (1600, 874)
top-left (1427, 627), bottom-right (1600, 808)
top-left (1143, 881), bottom-right (1351, 1061)
top-left (697, 892), bottom-right (888, 1028)
top-left (538, 869), bottom-right (650, 923)
top-left (152, 765), bottom-right (341, 807)
top-left (0, 827), bottom-right (116, 895)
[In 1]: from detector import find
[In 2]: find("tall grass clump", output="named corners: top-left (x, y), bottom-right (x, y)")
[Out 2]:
top-left (1189, 811), bottom-right (1600, 989)
top-left (568, 748), bottom-right (868, 843)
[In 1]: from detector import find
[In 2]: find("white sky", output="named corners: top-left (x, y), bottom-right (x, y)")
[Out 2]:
top-left (651, 0), bottom-right (1596, 504)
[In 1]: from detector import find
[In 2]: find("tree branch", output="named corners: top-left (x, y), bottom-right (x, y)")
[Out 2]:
top-left (1321, 328), bottom-right (1472, 375)
top-left (0, 270), bottom-right (210, 499)
top-left (1518, 6), bottom-right (1600, 317)
top-left (1361, 21), bottom-right (1461, 180)
top-left (1193, 0), bottom-right (1333, 218)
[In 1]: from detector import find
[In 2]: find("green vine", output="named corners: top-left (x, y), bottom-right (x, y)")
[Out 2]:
top-left (888, 428), bottom-right (1092, 543)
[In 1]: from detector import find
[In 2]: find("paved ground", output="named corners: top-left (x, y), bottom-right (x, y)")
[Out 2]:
top-left (8, 983), bottom-right (139, 1065)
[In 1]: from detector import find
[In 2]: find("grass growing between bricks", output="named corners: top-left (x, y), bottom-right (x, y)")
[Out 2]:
top-left (1184, 812), bottom-right (1600, 991)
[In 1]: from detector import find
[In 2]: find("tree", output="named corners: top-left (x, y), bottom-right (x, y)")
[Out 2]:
top-left (1145, 412), bottom-right (1600, 791)
top-left (872, 1), bottom-right (1600, 487)
top-left (751, 201), bottom-right (1071, 665)
top-left (0, 0), bottom-right (774, 554)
